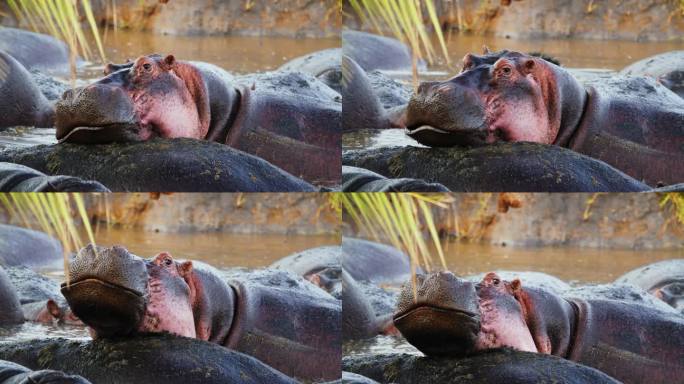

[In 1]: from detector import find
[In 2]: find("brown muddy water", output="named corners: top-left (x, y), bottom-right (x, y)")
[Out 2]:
top-left (342, 34), bottom-right (684, 150)
top-left (0, 30), bottom-right (338, 149)
top-left (0, 226), bottom-right (338, 342)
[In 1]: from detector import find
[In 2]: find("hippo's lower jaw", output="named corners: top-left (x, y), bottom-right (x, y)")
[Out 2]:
top-left (405, 125), bottom-right (491, 147)
top-left (61, 278), bottom-right (145, 337)
top-left (57, 123), bottom-right (147, 144)
top-left (393, 305), bottom-right (481, 356)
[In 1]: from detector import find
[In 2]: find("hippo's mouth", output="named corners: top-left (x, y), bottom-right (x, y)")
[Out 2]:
top-left (61, 277), bottom-right (146, 337)
top-left (393, 304), bottom-right (481, 356)
top-left (56, 123), bottom-right (145, 144)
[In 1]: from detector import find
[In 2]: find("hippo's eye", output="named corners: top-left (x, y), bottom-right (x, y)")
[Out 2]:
top-left (143, 63), bottom-right (152, 71)
top-left (164, 258), bottom-right (173, 266)
top-left (499, 67), bottom-right (512, 77)
top-left (492, 278), bottom-right (500, 285)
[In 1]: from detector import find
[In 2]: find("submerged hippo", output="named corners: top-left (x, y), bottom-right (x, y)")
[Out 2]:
top-left (342, 30), bottom-right (426, 73)
top-left (0, 51), bottom-right (55, 129)
top-left (343, 350), bottom-right (621, 384)
top-left (0, 225), bottom-right (63, 268)
top-left (0, 28), bottom-right (72, 75)
top-left (0, 335), bottom-right (297, 384)
top-left (0, 266), bottom-right (22, 325)
top-left (616, 259), bottom-right (684, 313)
top-left (0, 360), bottom-right (90, 384)
top-left (54, 54), bottom-right (340, 185)
top-left (343, 143), bottom-right (651, 192)
top-left (621, 51), bottom-right (684, 99)
top-left (342, 238), bottom-right (418, 286)
top-left (278, 48), bottom-right (342, 93)
top-left (394, 271), bottom-right (684, 384)
top-left (0, 162), bottom-right (109, 192)
top-left (270, 245), bottom-right (341, 296)
top-left (401, 50), bottom-right (684, 186)
top-left (61, 245), bottom-right (340, 382)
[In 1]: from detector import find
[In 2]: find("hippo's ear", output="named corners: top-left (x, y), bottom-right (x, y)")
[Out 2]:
top-left (523, 59), bottom-right (536, 73)
top-left (510, 279), bottom-right (522, 292)
top-left (179, 260), bottom-right (194, 277)
top-left (47, 299), bottom-right (62, 318)
top-left (163, 55), bottom-right (176, 70)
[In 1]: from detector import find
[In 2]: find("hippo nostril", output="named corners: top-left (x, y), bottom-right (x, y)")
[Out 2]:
top-left (417, 81), bottom-right (438, 95)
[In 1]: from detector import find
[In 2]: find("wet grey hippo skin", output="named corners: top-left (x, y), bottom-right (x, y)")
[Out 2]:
top-left (393, 272), bottom-right (684, 384)
top-left (0, 138), bottom-right (315, 192)
top-left (0, 266), bottom-right (23, 325)
top-left (342, 270), bottom-right (395, 341)
top-left (342, 237), bottom-right (419, 286)
top-left (278, 48), bottom-right (342, 93)
top-left (0, 360), bottom-right (91, 384)
top-left (343, 143), bottom-right (651, 192)
top-left (342, 165), bottom-right (449, 192)
top-left (0, 28), bottom-right (72, 75)
top-left (343, 350), bottom-right (621, 384)
top-left (616, 259), bottom-right (684, 313)
top-left (0, 51), bottom-right (55, 130)
top-left (403, 50), bottom-right (684, 186)
top-left (621, 51), bottom-right (684, 98)
top-left (55, 54), bottom-right (340, 186)
top-left (0, 335), bottom-right (297, 384)
top-left (6, 266), bottom-right (81, 325)
top-left (0, 162), bottom-right (109, 192)
top-left (0, 224), bottom-right (63, 268)
top-left (60, 245), bottom-right (340, 382)
top-left (342, 30), bottom-right (426, 72)
top-left (270, 245), bottom-right (341, 297)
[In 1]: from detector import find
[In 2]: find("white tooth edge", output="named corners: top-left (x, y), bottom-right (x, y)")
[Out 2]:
top-left (58, 126), bottom-right (106, 143)
top-left (406, 125), bottom-right (449, 135)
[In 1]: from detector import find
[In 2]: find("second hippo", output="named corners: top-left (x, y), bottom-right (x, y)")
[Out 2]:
top-left (393, 271), bottom-right (684, 384)
top-left (54, 54), bottom-right (340, 185)
top-left (61, 244), bottom-right (341, 382)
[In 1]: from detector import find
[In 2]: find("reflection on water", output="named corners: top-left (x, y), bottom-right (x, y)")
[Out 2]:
top-left (344, 335), bottom-right (420, 357)
top-left (438, 241), bottom-right (683, 284)
top-left (342, 129), bottom-right (423, 150)
top-left (89, 226), bottom-right (339, 270)
top-left (0, 322), bottom-right (90, 342)
top-left (431, 33), bottom-right (684, 72)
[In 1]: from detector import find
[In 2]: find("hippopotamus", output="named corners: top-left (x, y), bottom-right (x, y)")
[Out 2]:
top-left (0, 335), bottom-right (297, 384)
top-left (0, 266), bottom-right (23, 325)
top-left (5, 265), bottom-right (81, 325)
top-left (0, 162), bottom-right (109, 192)
top-left (0, 28), bottom-right (72, 75)
top-left (342, 238), bottom-right (418, 286)
top-left (342, 165), bottom-right (449, 192)
top-left (270, 245), bottom-right (341, 297)
top-left (54, 54), bottom-right (340, 185)
top-left (338, 372), bottom-right (380, 384)
top-left (0, 51), bottom-right (55, 129)
top-left (0, 360), bottom-right (90, 384)
top-left (342, 350), bottom-right (621, 384)
top-left (401, 50), bottom-right (684, 186)
top-left (621, 51), bottom-right (684, 98)
top-left (394, 271), bottom-right (684, 383)
top-left (278, 48), bottom-right (342, 93)
top-left (61, 244), bottom-right (340, 382)
top-left (343, 143), bottom-right (651, 192)
top-left (0, 225), bottom-right (62, 268)
top-left (342, 270), bottom-right (396, 341)
top-left (0, 139), bottom-right (315, 192)
top-left (342, 30), bottom-right (426, 73)
top-left (616, 259), bottom-right (684, 313)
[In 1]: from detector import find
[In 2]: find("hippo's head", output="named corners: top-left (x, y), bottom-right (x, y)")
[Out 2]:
top-left (55, 54), bottom-right (210, 144)
top-left (654, 281), bottom-right (684, 313)
top-left (394, 272), bottom-right (539, 356)
top-left (61, 244), bottom-right (209, 339)
top-left (405, 50), bottom-right (586, 147)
